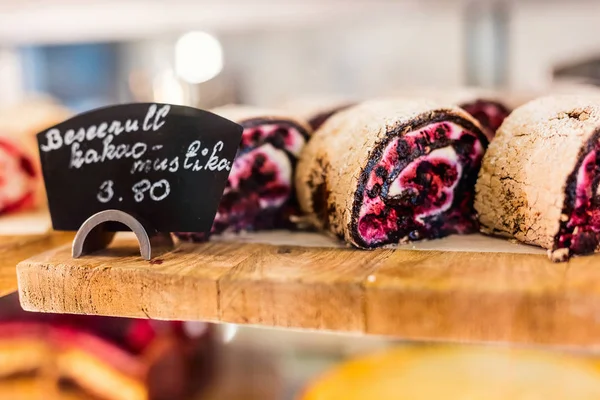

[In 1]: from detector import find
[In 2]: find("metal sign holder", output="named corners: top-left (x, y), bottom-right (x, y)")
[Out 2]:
top-left (71, 209), bottom-right (173, 260)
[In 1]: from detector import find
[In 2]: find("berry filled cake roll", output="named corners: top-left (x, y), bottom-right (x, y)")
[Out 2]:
top-left (476, 95), bottom-right (600, 262)
top-left (177, 106), bottom-right (311, 242)
top-left (296, 99), bottom-right (488, 248)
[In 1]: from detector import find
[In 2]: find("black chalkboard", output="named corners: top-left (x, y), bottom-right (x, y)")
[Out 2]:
top-left (37, 103), bottom-right (243, 232)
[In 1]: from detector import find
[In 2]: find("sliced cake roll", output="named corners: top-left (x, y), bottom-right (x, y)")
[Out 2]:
top-left (296, 98), bottom-right (488, 248)
top-left (0, 137), bottom-right (39, 214)
top-left (475, 95), bottom-right (600, 262)
top-left (177, 105), bottom-right (311, 242)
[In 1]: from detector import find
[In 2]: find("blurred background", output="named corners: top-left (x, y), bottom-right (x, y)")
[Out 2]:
top-left (3, 1), bottom-right (600, 399)
top-left (1, 0), bottom-right (599, 111)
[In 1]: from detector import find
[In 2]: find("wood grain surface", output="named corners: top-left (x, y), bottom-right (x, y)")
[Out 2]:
top-left (0, 232), bottom-right (74, 298)
top-left (16, 232), bottom-right (600, 348)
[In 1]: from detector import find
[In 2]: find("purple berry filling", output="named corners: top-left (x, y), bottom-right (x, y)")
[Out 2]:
top-left (177, 121), bottom-right (308, 242)
top-left (354, 121), bottom-right (486, 247)
top-left (555, 137), bottom-right (600, 257)
top-left (461, 100), bottom-right (510, 136)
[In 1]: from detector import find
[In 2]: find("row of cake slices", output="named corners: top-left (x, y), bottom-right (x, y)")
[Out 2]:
top-left (176, 89), bottom-right (600, 262)
top-left (3, 88), bottom-right (600, 262)
top-left (0, 89), bottom-right (507, 224)
top-left (0, 293), bottom-right (214, 400)
top-left (176, 88), bottom-right (514, 242)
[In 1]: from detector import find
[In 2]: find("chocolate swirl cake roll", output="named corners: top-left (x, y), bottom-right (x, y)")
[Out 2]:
top-left (475, 95), bottom-right (600, 262)
top-left (177, 106), bottom-right (311, 242)
top-left (296, 99), bottom-right (488, 248)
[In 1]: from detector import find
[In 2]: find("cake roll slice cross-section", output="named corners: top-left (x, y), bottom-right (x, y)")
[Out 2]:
top-left (177, 106), bottom-right (311, 242)
top-left (296, 98), bottom-right (489, 248)
top-left (475, 95), bottom-right (600, 262)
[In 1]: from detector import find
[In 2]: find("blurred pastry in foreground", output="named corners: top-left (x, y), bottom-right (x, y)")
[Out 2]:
top-left (296, 98), bottom-right (488, 248)
top-left (0, 293), bottom-right (214, 400)
top-left (300, 345), bottom-right (600, 400)
top-left (176, 105), bottom-right (312, 242)
top-left (281, 96), bottom-right (355, 131)
top-left (0, 97), bottom-right (71, 215)
top-left (476, 95), bottom-right (600, 262)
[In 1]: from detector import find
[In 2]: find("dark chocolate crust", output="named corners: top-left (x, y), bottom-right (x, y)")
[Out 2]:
top-left (349, 112), bottom-right (488, 248)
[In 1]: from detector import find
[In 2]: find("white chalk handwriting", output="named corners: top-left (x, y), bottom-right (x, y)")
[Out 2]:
top-left (40, 103), bottom-right (235, 205)
top-left (40, 104), bottom-right (170, 153)
top-left (97, 178), bottom-right (171, 204)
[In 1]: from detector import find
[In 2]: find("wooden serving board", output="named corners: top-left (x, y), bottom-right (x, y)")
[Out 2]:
top-left (0, 232), bottom-right (74, 298)
top-left (0, 210), bottom-right (72, 297)
top-left (15, 231), bottom-right (600, 348)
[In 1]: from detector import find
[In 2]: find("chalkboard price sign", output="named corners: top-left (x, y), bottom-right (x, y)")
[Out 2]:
top-left (37, 103), bottom-right (243, 233)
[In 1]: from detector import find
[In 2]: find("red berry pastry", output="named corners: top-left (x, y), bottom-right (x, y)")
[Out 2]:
top-left (296, 98), bottom-right (488, 248)
top-left (476, 95), bottom-right (600, 262)
top-left (0, 97), bottom-right (71, 215)
top-left (0, 294), bottom-right (214, 400)
top-left (0, 136), bottom-right (38, 215)
top-left (459, 99), bottom-right (509, 135)
top-left (177, 105), bottom-right (311, 242)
